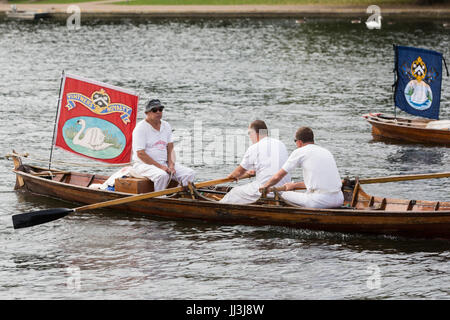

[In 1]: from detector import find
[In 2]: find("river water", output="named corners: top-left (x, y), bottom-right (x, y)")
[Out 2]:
top-left (0, 16), bottom-right (449, 300)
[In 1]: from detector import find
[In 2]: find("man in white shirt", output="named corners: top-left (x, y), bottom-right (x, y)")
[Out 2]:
top-left (219, 120), bottom-right (291, 204)
top-left (132, 99), bottom-right (195, 191)
top-left (260, 127), bottom-right (344, 208)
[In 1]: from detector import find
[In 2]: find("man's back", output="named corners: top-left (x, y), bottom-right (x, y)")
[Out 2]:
top-left (283, 144), bottom-right (341, 193)
top-left (241, 136), bottom-right (291, 186)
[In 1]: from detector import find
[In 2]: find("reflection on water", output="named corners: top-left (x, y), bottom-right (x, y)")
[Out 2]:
top-left (0, 18), bottom-right (449, 299)
top-left (387, 147), bottom-right (444, 166)
top-left (12, 253), bottom-right (67, 271)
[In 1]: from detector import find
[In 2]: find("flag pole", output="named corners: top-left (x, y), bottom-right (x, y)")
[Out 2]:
top-left (443, 56), bottom-right (449, 77)
top-left (392, 44), bottom-right (397, 120)
top-left (49, 70), bottom-right (65, 170)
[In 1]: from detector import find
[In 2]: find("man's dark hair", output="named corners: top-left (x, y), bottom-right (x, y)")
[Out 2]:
top-left (295, 127), bottom-right (314, 143)
top-left (250, 120), bottom-right (268, 135)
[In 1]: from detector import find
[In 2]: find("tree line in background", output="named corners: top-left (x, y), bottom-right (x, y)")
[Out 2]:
top-left (417, 0), bottom-right (448, 5)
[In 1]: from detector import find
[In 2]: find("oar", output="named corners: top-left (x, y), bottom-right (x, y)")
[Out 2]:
top-left (357, 171), bottom-right (450, 184)
top-left (12, 173), bottom-right (254, 229)
top-left (271, 171), bottom-right (450, 192)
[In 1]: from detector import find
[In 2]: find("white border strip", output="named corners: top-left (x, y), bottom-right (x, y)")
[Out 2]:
top-left (53, 72), bottom-right (67, 149)
top-left (65, 73), bottom-right (138, 96)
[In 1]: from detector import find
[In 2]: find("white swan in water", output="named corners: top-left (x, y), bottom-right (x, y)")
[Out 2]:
top-left (366, 15), bottom-right (382, 30)
top-left (73, 119), bottom-right (113, 151)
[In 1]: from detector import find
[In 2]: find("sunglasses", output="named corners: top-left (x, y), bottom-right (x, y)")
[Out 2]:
top-left (150, 107), bottom-right (164, 113)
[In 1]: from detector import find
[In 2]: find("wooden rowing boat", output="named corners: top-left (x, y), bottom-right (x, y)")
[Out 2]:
top-left (6, 9), bottom-right (49, 21)
top-left (363, 113), bottom-right (450, 146)
top-left (363, 46), bottom-right (450, 146)
top-left (9, 154), bottom-right (450, 240)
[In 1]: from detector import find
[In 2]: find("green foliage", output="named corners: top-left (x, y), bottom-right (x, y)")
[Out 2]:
top-left (8, 0), bottom-right (100, 4)
top-left (102, 130), bottom-right (123, 149)
top-left (416, 0), bottom-right (447, 4)
top-left (7, 0), bottom-right (420, 4)
top-left (64, 125), bottom-right (78, 140)
top-left (116, 0), bottom-right (414, 4)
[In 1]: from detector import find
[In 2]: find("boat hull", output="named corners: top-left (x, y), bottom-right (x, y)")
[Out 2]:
top-left (14, 169), bottom-right (450, 240)
top-left (363, 113), bottom-right (450, 146)
top-left (6, 11), bottom-right (49, 20)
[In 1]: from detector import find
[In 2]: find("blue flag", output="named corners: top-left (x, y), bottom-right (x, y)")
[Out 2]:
top-left (394, 45), bottom-right (443, 120)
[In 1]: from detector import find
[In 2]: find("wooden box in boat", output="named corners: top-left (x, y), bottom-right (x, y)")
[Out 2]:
top-left (114, 177), bottom-right (152, 194)
top-left (10, 160), bottom-right (450, 240)
top-left (114, 177), bottom-right (180, 194)
top-left (363, 113), bottom-right (450, 146)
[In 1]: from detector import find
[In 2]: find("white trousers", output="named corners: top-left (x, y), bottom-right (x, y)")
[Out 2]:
top-left (132, 162), bottom-right (195, 191)
top-left (281, 190), bottom-right (344, 209)
top-left (219, 181), bottom-right (262, 205)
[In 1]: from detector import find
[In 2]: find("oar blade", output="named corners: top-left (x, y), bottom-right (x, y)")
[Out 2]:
top-left (12, 208), bottom-right (74, 229)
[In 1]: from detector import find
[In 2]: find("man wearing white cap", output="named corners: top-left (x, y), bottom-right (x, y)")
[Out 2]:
top-left (131, 99), bottom-right (195, 191)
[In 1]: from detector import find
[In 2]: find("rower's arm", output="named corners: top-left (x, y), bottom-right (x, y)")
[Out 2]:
top-left (167, 142), bottom-right (175, 168)
top-left (261, 169), bottom-right (288, 190)
top-left (137, 150), bottom-right (165, 170)
top-left (284, 181), bottom-right (306, 191)
top-left (227, 165), bottom-right (247, 181)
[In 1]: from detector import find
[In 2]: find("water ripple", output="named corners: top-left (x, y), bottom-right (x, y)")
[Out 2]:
top-left (0, 18), bottom-right (449, 299)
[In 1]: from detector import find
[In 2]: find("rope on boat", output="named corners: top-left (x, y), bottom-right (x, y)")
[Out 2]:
top-left (166, 173), bottom-right (174, 189)
top-left (5, 152), bottom-right (131, 168)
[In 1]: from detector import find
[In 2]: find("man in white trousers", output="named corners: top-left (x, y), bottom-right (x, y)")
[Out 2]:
top-left (260, 127), bottom-right (344, 209)
top-left (131, 99), bottom-right (195, 191)
top-left (219, 120), bottom-right (291, 204)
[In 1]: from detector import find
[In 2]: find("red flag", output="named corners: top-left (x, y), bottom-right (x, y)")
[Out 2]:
top-left (54, 73), bottom-right (138, 164)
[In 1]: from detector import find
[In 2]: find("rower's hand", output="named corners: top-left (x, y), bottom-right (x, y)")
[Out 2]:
top-left (259, 185), bottom-right (268, 194)
top-left (168, 165), bottom-right (176, 175)
top-left (160, 165), bottom-right (171, 174)
top-left (283, 182), bottom-right (297, 191)
top-left (246, 170), bottom-right (256, 177)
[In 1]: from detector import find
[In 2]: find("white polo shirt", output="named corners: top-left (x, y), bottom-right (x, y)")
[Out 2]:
top-left (282, 144), bottom-right (342, 193)
top-left (132, 119), bottom-right (173, 165)
top-left (240, 136), bottom-right (291, 186)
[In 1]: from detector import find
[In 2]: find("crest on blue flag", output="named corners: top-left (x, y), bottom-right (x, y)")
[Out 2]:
top-left (394, 45), bottom-right (443, 120)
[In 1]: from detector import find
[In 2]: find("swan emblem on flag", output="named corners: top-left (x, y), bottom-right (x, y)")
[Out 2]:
top-left (73, 119), bottom-right (113, 151)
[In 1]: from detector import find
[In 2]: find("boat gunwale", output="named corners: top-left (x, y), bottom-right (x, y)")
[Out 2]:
top-left (13, 169), bottom-right (450, 218)
top-left (366, 114), bottom-right (450, 134)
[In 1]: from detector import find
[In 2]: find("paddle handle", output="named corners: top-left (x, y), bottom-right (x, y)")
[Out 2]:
top-left (271, 171), bottom-right (450, 192)
top-left (271, 186), bottom-right (305, 192)
top-left (359, 172), bottom-right (450, 184)
top-left (74, 173), bottom-right (254, 213)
